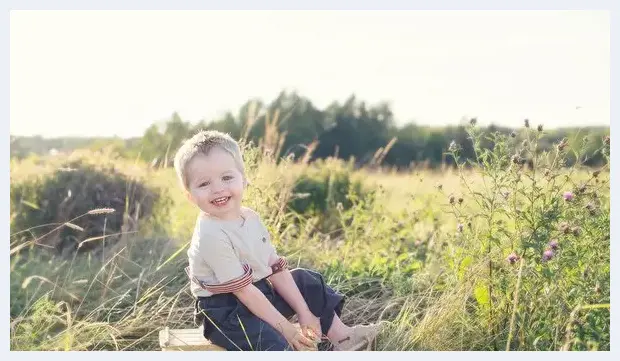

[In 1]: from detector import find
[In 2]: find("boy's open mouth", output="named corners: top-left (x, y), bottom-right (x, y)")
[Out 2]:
top-left (211, 196), bottom-right (231, 206)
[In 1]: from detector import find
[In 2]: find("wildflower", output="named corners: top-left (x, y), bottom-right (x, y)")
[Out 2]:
top-left (537, 124), bottom-right (544, 132)
top-left (558, 222), bottom-right (571, 234)
top-left (470, 117), bottom-right (477, 126)
top-left (548, 239), bottom-right (559, 250)
top-left (507, 252), bottom-right (519, 264)
top-left (542, 249), bottom-right (554, 261)
top-left (603, 135), bottom-right (610, 145)
top-left (582, 268), bottom-right (590, 278)
top-left (524, 119), bottom-right (530, 128)
top-left (563, 191), bottom-right (574, 202)
top-left (557, 138), bottom-right (568, 151)
top-left (457, 223), bottom-right (464, 232)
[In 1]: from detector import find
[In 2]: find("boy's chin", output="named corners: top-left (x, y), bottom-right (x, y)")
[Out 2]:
top-left (204, 203), bottom-right (242, 218)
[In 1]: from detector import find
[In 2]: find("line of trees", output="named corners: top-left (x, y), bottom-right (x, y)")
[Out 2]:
top-left (11, 91), bottom-right (610, 169)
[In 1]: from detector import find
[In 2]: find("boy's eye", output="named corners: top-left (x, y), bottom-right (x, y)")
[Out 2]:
top-left (223, 175), bottom-right (233, 181)
top-left (199, 181), bottom-right (210, 187)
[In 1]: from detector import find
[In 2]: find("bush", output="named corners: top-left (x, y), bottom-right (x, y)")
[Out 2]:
top-left (10, 152), bottom-right (172, 255)
top-left (288, 158), bottom-right (366, 217)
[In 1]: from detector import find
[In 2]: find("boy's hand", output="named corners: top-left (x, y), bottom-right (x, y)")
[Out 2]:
top-left (298, 310), bottom-right (322, 343)
top-left (279, 321), bottom-right (317, 351)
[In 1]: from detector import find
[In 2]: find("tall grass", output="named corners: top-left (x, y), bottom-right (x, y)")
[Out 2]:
top-left (9, 123), bottom-right (610, 351)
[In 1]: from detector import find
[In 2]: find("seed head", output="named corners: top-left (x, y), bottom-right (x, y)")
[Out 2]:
top-left (571, 226), bottom-right (581, 236)
top-left (87, 208), bottom-right (115, 215)
top-left (537, 124), bottom-right (544, 132)
top-left (585, 202), bottom-right (596, 215)
top-left (593, 170), bottom-right (601, 178)
top-left (457, 223), bottom-right (464, 232)
top-left (449, 195), bottom-right (455, 204)
top-left (507, 252), bottom-right (519, 264)
top-left (458, 197), bottom-right (463, 204)
top-left (557, 138), bottom-right (568, 151)
top-left (449, 140), bottom-right (459, 152)
top-left (470, 117), bottom-right (477, 126)
top-left (524, 119), bottom-right (530, 128)
top-left (559, 222), bottom-right (571, 234)
top-left (603, 135), bottom-right (610, 145)
top-left (510, 131), bottom-right (517, 138)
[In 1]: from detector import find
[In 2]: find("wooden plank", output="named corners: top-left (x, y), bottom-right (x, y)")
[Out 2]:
top-left (159, 327), bottom-right (226, 351)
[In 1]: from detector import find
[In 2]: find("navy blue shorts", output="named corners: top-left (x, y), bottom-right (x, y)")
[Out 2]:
top-left (196, 268), bottom-right (345, 351)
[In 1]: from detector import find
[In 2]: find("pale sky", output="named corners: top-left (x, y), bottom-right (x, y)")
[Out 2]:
top-left (10, 10), bottom-right (610, 138)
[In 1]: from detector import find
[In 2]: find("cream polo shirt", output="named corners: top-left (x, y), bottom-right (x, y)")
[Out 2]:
top-left (186, 207), bottom-right (287, 298)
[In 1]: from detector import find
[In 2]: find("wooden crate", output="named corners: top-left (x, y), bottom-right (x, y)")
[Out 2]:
top-left (159, 326), bottom-right (226, 351)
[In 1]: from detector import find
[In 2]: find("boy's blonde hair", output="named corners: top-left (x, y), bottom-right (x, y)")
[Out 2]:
top-left (173, 130), bottom-right (246, 191)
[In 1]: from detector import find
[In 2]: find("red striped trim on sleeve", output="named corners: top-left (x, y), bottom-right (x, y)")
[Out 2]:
top-left (200, 264), bottom-right (254, 294)
top-left (270, 257), bottom-right (288, 274)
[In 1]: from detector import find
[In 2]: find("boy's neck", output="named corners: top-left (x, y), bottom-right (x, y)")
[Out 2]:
top-left (203, 207), bottom-right (245, 222)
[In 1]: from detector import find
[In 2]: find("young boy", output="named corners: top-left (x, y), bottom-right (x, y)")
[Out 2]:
top-left (173, 130), bottom-right (384, 351)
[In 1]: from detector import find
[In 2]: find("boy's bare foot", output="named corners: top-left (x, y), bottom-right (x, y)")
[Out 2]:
top-left (333, 322), bottom-right (387, 351)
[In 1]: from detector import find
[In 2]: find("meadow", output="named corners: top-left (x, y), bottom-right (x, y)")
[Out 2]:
top-left (9, 124), bottom-right (610, 351)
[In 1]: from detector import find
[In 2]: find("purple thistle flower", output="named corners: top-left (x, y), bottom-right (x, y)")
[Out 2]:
top-left (542, 249), bottom-right (554, 262)
top-left (548, 239), bottom-right (559, 250)
top-left (563, 191), bottom-right (574, 202)
top-left (507, 252), bottom-right (519, 264)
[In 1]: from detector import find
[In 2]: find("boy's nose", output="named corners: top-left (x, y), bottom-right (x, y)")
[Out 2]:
top-left (212, 181), bottom-right (225, 193)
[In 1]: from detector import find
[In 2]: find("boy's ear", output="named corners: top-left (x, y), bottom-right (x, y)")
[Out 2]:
top-left (185, 189), bottom-right (194, 203)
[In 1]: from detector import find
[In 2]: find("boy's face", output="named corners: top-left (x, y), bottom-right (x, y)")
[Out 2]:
top-left (185, 147), bottom-right (245, 220)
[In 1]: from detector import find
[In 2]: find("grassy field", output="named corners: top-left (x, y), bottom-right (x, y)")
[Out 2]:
top-left (9, 126), bottom-right (610, 351)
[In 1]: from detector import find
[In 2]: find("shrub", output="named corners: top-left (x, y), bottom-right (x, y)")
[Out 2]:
top-left (10, 152), bottom-right (172, 255)
top-left (288, 158), bottom-right (366, 216)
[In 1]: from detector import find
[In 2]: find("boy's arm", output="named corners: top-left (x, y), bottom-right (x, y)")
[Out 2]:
top-left (268, 267), bottom-right (312, 316)
top-left (232, 284), bottom-right (298, 339)
top-left (268, 260), bottom-right (322, 338)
